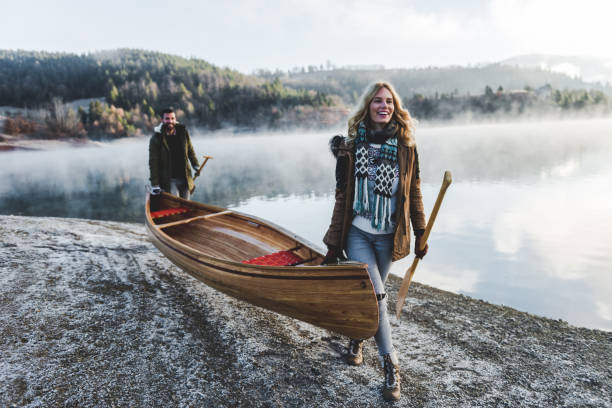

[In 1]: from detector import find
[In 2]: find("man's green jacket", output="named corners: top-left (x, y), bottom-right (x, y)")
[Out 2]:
top-left (148, 124), bottom-right (200, 192)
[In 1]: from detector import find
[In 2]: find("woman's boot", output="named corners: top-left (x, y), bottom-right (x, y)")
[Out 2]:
top-left (345, 338), bottom-right (364, 366)
top-left (381, 353), bottom-right (400, 401)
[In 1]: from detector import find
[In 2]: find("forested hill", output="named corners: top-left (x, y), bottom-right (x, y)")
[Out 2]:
top-left (274, 64), bottom-right (612, 105)
top-left (0, 49), bottom-right (343, 137)
top-left (2, 49), bottom-right (611, 139)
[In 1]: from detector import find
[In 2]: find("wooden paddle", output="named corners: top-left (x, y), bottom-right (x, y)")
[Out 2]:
top-left (395, 170), bottom-right (452, 319)
top-left (190, 155), bottom-right (213, 194)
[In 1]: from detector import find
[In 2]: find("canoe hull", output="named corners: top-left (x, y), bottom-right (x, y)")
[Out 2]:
top-left (145, 193), bottom-right (379, 339)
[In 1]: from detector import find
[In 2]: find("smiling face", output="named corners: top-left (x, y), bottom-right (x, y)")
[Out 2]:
top-left (162, 112), bottom-right (176, 132)
top-left (368, 86), bottom-right (394, 130)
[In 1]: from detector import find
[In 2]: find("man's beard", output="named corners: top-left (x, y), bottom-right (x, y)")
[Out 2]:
top-left (162, 123), bottom-right (175, 133)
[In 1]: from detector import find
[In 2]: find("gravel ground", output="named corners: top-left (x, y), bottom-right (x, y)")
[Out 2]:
top-left (1, 215), bottom-right (610, 407)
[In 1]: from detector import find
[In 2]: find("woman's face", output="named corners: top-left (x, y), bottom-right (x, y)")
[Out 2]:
top-left (369, 87), bottom-right (394, 130)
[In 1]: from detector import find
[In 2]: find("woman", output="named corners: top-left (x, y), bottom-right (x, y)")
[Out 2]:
top-left (323, 82), bottom-right (428, 402)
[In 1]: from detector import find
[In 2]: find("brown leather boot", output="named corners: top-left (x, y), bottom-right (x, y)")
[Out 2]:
top-left (382, 353), bottom-right (400, 401)
top-left (345, 338), bottom-right (364, 366)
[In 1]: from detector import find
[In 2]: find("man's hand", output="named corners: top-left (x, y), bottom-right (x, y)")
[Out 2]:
top-left (150, 186), bottom-right (161, 195)
top-left (193, 167), bottom-right (201, 177)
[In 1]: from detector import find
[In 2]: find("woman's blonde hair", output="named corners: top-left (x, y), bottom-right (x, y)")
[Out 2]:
top-left (347, 81), bottom-right (415, 145)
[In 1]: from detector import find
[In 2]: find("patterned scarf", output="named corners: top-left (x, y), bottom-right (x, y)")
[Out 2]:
top-left (353, 121), bottom-right (399, 231)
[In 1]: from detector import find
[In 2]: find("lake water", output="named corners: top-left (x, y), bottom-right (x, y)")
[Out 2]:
top-left (2, 119), bottom-right (611, 331)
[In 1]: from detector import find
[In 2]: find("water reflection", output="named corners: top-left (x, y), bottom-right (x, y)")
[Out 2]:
top-left (417, 119), bottom-right (612, 183)
top-left (1, 120), bottom-right (611, 331)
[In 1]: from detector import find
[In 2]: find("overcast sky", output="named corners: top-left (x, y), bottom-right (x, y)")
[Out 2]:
top-left (2, 0), bottom-right (611, 73)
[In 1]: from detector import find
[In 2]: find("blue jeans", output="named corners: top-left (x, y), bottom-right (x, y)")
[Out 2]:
top-left (170, 178), bottom-right (190, 200)
top-left (346, 225), bottom-right (395, 356)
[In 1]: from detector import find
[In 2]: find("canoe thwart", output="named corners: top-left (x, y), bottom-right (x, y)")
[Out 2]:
top-left (285, 244), bottom-right (303, 252)
top-left (156, 210), bottom-right (233, 229)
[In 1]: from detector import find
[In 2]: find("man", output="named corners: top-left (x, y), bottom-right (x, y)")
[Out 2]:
top-left (148, 108), bottom-right (200, 199)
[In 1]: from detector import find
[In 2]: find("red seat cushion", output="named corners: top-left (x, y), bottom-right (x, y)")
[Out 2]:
top-left (150, 207), bottom-right (190, 219)
top-left (242, 251), bottom-right (303, 266)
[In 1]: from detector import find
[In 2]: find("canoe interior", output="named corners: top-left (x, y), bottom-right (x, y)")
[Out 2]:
top-left (148, 193), bottom-right (324, 266)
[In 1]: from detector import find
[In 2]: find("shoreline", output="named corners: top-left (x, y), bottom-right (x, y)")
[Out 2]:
top-left (0, 133), bottom-right (112, 152)
top-left (1, 215), bottom-right (610, 407)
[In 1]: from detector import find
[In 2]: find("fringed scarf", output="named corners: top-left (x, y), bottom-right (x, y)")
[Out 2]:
top-left (353, 121), bottom-right (399, 231)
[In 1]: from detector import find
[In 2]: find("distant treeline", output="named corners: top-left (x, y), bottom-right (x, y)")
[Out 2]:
top-left (0, 49), bottom-right (344, 138)
top-left (275, 65), bottom-right (612, 105)
top-left (2, 49), bottom-right (612, 140)
top-left (405, 85), bottom-right (610, 122)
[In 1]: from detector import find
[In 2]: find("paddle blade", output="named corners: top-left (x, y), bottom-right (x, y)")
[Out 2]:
top-left (395, 257), bottom-right (419, 319)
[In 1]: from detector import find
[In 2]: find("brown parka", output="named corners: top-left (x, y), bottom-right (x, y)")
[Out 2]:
top-left (148, 124), bottom-right (200, 193)
top-left (323, 136), bottom-right (426, 262)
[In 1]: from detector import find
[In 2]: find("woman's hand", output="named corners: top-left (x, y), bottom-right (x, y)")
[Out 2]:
top-left (322, 246), bottom-right (346, 264)
top-left (414, 235), bottom-right (428, 259)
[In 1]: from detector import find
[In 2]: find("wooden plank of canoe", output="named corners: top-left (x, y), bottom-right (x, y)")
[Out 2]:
top-left (146, 226), bottom-right (378, 338)
top-left (146, 193), bottom-right (378, 338)
top-left (163, 214), bottom-right (305, 263)
top-left (169, 224), bottom-right (269, 261)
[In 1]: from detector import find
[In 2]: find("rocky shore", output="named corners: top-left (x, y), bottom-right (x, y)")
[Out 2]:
top-left (0, 133), bottom-right (105, 152)
top-left (1, 215), bottom-right (610, 407)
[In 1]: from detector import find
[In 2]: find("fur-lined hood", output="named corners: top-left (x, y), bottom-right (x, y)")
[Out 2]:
top-left (328, 135), bottom-right (352, 158)
top-left (154, 122), bottom-right (183, 133)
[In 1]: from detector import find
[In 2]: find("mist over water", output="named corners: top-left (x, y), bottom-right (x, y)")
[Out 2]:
top-left (0, 130), bottom-right (337, 221)
top-left (1, 119), bottom-right (611, 331)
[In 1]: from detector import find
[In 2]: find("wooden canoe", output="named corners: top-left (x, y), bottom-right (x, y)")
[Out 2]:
top-left (145, 192), bottom-right (379, 339)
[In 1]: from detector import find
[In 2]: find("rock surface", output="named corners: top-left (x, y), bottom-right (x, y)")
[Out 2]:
top-left (0, 132), bottom-right (105, 152)
top-left (1, 215), bottom-right (610, 407)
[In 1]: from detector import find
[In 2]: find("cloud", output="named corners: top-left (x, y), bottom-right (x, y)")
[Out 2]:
top-left (488, 0), bottom-right (612, 58)
top-left (3, 0), bottom-right (612, 71)
top-left (492, 211), bottom-right (523, 256)
top-left (491, 175), bottom-right (612, 281)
